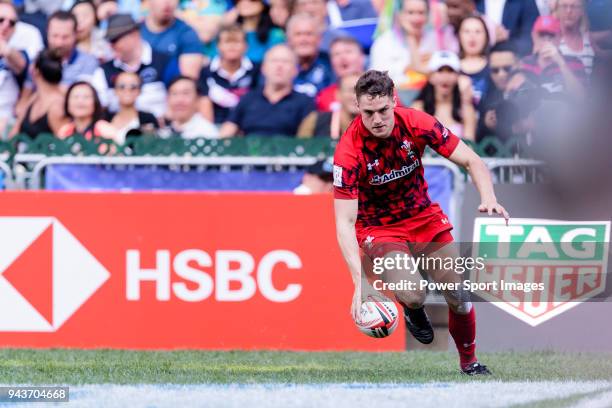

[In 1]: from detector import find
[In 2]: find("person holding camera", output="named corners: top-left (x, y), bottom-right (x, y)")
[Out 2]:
top-left (519, 15), bottom-right (586, 98)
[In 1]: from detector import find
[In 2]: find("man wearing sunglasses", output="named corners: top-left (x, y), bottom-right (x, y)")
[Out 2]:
top-left (0, 0), bottom-right (27, 134)
top-left (477, 41), bottom-right (519, 140)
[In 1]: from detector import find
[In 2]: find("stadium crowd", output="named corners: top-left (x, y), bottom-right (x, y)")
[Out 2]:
top-left (0, 0), bottom-right (610, 145)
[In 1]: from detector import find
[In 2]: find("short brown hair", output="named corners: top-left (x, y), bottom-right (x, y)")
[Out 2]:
top-left (355, 70), bottom-right (394, 100)
top-left (218, 24), bottom-right (246, 42)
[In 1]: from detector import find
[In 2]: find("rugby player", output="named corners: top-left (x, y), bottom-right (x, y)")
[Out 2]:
top-left (334, 70), bottom-right (509, 375)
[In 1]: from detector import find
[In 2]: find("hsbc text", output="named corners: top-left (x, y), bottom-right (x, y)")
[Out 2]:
top-left (126, 249), bottom-right (303, 302)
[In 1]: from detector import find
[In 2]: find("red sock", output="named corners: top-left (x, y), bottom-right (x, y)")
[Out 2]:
top-left (448, 306), bottom-right (477, 369)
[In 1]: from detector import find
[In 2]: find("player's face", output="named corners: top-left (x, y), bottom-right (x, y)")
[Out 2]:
top-left (357, 94), bottom-right (396, 138)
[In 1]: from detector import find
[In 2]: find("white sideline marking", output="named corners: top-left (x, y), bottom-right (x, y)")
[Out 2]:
top-left (4, 381), bottom-right (611, 408)
top-left (571, 388), bottom-right (612, 408)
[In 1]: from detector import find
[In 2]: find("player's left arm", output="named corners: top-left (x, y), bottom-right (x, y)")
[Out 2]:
top-left (447, 140), bottom-right (510, 222)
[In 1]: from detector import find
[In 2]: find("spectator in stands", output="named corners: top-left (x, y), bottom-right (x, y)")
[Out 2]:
top-left (233, 0), bottom-right (285, 64)
top-left (445, 0), bottom-right (497, 49)
top-left (520, 15), bottom-right (586, 96)
top-left (219, 44), bottom-right (315, 137)
top-left (105, 72), bottom-right (159, 142)
top-left (141, 0), bottom-right (204, 79)
top-left (412, 51), bottom-right (477, 140)
top-left (45, 11), bottom-right (99, 85)
top-left (587, 0), bottom-right (612, 73)
top-left (197, 25), bottom-right (260, 124)
top-left (17, 11), bottom-right (99, 118)
top-left (70, 0), bottom-right (113, 62)
top-left (555, 0), bottom-right (594, 74)
top-left (269, 0), bottom-right (290, 28)
top-left (477, 41), bottom-right (520, 140)
top-left (316, 36), bottom-right (364, 112)
top-left (92, 13), bottom-right (179, 118)
top-left (164, 76), bottom-right (219, 138)
top-left (370, 0), bottom-right (457, 87)
top-left (97, 0), bottom-right (118, 23)
top-left (9, 16), bottom-right (44, 64)
top-left (0, 0), bottom-right (28, 133)
top-left (10, 49), bottom-right (67, 139)
top-left (327, 0), bottom-right (378, 24)
top-left (56, 81), bottom-right (117, 140)
top-left (293, 158), bottom-right (334, 194)
top-left (286, 13), bottom-right (334, 97)
top-left (291, 0), bottom-right (334, 52)
top-left (459, 15), bottom-right (491, 106)
top-left (297, 72), bottom-right (359, 138)
top-left (177, 0), bottom-right (229, 67)
top-left (475, 0), bottom-right (540, 56)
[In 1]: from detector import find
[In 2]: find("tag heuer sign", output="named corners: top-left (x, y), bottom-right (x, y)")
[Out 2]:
top-left (472, 218), bottom-right (610, 327)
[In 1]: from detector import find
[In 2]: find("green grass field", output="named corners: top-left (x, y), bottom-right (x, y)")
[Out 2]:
top-left (1, 349), bottom-right (611, 384)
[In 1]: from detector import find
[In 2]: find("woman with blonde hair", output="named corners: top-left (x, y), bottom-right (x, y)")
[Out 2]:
top-left (555, 0), bottom-right (594, 74)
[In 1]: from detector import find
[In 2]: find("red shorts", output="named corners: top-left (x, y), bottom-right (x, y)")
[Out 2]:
top-left (357, 203), bottom-right (454, 258)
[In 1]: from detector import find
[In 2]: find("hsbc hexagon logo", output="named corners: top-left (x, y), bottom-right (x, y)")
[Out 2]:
top-left (472, 218), bottom-right (610, 327)
top-left (0, 217), bottom-right (110, 332)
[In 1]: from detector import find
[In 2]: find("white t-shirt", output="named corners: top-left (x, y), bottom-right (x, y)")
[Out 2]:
top-left (176, 113), bottom-right (219, 139)
top-left (9, 22), bottom-right (44, 61)
top-left (484, 0), bottom-right (507, 26)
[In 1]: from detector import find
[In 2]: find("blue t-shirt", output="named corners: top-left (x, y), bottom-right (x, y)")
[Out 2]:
top-left (464, 66), bottom-right (490, 108)
top-left (227, 88), bottom-right (315, 136)
top-left (140, 19), bottom-right (203, 58)
top-left (294, 53), bottom-right (335, 98)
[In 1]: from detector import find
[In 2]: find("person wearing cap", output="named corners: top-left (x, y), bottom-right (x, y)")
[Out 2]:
top-left (140, 0), bottom-right (204, 79)
top-left (293, 158), bottom-right (334, 194)
top-left (519, 15), bottom-right (586, 97)
top-left (90, 13), bottom-right (180, 118)
top-left (412, 50), bottom-right (477, 140)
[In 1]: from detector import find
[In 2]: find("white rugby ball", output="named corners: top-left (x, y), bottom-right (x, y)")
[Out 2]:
top-left (355, 297), bottom-right (399, 338)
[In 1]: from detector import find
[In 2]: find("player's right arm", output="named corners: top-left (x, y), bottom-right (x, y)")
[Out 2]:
top-left (334, 198), bottom-right (363, 322)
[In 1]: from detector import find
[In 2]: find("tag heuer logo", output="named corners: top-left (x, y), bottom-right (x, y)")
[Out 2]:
top-left (472, 218), bottom-right (610, 327)
top-left (0, 217), bottom-right (110, 332)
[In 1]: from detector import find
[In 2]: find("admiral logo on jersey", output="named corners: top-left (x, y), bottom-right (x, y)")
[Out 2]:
top-left (369, 160), bottom-right (420, 185)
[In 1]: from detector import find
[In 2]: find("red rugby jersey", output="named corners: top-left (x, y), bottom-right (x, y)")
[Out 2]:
top-left (333, 107), bottom-right (460, 228)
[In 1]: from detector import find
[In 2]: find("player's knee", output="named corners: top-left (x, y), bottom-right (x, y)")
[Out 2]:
top-left (395, 288), bottom-right (426, 309)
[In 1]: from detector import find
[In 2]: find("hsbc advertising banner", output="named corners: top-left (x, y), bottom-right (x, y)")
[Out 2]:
top-left (0, 192), bottom-right (405, 351)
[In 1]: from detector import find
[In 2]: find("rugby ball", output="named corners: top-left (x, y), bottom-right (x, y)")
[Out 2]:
top-left (355, 297), bottom-right (399, 338)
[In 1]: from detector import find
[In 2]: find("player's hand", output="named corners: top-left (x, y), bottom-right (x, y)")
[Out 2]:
top-left (351, 285), bottom-right (362, 323)
top-left (479, 201), bottom-right (510, 224)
